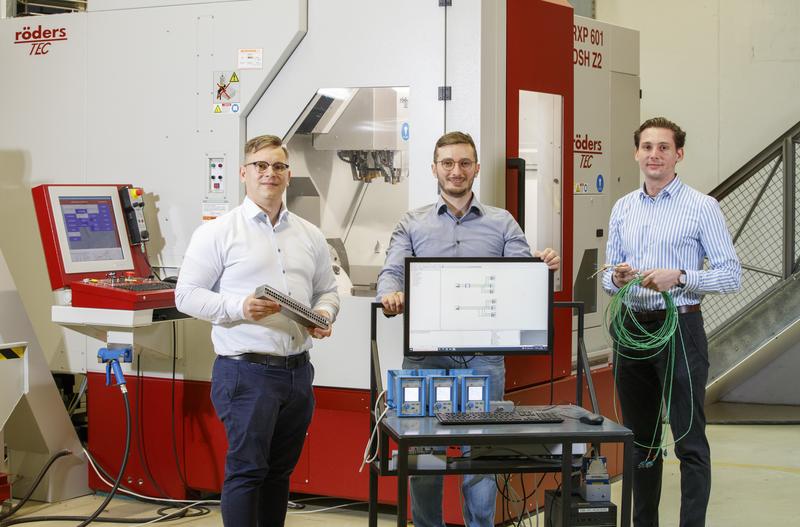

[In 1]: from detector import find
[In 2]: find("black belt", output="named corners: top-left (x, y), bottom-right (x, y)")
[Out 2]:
top-left (631, 304), bottom-right (701, 323)
top-left (226, 350), bottom-right (310, 369)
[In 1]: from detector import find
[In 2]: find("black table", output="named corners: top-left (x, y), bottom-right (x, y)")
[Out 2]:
top-left (368, 406), bottom-right (633, 527)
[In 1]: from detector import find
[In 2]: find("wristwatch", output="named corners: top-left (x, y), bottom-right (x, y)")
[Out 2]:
top-left (677, 269), bottom-right (687, 288)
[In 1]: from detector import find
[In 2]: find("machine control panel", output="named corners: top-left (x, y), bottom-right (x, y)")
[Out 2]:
top-left (397, 376), bottom-right (425, 417)
top-left (119, 187), bottom-right (149, 244)
top-left (70, 276), bottom-right (176, 310)
top-left (461, 375), bottom-right (490, 413)
top-left (206, 155), bottom-right (226, 197)
top-left (428, 375), bottom-right (457, 415)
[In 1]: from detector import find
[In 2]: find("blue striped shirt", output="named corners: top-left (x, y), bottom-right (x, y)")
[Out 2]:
top-left (602, 176), bottom-right (741, 310)
top-left (377, 195), bottom-right (531, 297)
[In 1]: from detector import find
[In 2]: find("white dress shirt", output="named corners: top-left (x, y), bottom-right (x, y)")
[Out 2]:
top-left (175, 197), bottom-right (339, 357)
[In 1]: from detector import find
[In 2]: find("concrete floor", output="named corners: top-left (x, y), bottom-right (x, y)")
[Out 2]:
top-left (9, 423), bottom-right (799, 526)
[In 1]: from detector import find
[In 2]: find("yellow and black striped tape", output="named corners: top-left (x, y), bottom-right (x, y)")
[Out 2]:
top-left (0, 347), bottom-right (25, 360)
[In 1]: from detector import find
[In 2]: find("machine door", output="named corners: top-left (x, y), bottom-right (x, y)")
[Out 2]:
top-left (247, 0), bottom-right (445, 211)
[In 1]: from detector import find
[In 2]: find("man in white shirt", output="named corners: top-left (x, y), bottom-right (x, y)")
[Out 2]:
top-left (175, 135), bottom-right (339, 527)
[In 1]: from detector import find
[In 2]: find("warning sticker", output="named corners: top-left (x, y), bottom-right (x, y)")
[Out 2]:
top-left (213, 71), bottom-right (240, 113)
top-left (202, 201), bottom-right (231, 222)
top-left (238, 48), bottom-right (263, 69)
top-left (0, 346), bottom-right (25, 360)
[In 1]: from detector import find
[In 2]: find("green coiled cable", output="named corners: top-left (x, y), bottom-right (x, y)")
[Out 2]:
top-left (605, 277), bottom-right (694, 467)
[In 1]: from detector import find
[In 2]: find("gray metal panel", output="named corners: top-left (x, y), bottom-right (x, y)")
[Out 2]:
top-left (706, 276), bottom-right (800, 404)
top-left (2, 341), bottom-right (89, 502)
top-left (721, 338), bottom-right (800, 406)
top-left (477, 0), bottom-right (506, 208)
top-left (609, 72), bottom-right (641, 201)
top-left (607, 20), bottom-right (639, 76)
top-left (0, 13), bottom-right (89, 372)
top-left (85, 1), bottom-right (306, 267)
top-left (89, 0), bottom-right (240, 11)
top-left (572, 19), bottom-right (639, 354)
top-left (0, 1), bottom-right (306, 375)
top-left (447, 0), bottom-right (505, 206)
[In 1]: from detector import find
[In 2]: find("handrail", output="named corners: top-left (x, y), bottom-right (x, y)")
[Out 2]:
top-left (710, 120), bottom-right (800, 201)
top-left (702, 121), bottom-right (799, 337)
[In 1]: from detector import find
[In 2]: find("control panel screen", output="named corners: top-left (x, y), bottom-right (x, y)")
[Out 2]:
top-left (468, 386), bottom-right (483, 401)
top-left (59, 196), bottom-right (125, 263)
top-left (435, 386), bottom-right (451, 400)
top-left (403, 386), bottom-right (419, 402)
top-left (405, 257), bottom-right (553, 356)
top-left (45, 185), bottom-right (135, 277)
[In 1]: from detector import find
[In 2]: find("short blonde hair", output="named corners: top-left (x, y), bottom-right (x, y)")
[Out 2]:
top-left (244, 135), bottom-right (289, 159)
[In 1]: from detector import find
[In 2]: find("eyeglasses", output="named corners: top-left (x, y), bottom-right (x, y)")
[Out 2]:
top-left (436, 158), bottom-right (476, 171)
top-left (245, 161), bottom-right (290, 174)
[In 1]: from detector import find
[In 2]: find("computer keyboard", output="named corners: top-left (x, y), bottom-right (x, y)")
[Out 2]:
top-left (435, 408), bottom-right (564, 426)
top-left (113, 281), bottom-right (177, 291)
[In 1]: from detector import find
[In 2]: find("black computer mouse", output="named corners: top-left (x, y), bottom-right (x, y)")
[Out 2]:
top-left (579, 413), bottom-right (605, 425)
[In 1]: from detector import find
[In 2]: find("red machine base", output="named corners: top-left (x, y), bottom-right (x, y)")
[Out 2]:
top-left (0, 472), bottom-right (10, 503)
top-left (86, 366), bottom-right (618, 525)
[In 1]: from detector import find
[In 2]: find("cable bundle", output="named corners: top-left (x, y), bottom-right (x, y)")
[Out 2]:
top-left (605, 277), bottom-right (693, 467)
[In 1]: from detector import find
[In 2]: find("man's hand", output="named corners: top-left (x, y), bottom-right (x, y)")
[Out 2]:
top-left (307, 310), bottom-right (333, 339)
top-left (611, 263), bottom-right (638, 288)
top-left (381, 291), bottom-right (405, 315)
top-left (640, 268), bottom-right (682, 292)
top-left (243, 294), bottom-right (281, 321)
top-left (534, 248), bottom-right (561, 271)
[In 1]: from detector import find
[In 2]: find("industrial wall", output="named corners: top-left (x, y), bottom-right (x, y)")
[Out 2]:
top-left (598, 0), bottom-right (800, 405)
top-left (597, 0), bottom-right (800, 192)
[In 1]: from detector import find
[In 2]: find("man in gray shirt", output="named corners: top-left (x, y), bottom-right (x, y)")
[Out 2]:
top-left (377, 131), bottom-right (559, 527)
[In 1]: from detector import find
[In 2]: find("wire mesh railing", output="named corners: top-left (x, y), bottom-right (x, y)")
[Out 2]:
top-left (704, 123), bottom-right (800, 336)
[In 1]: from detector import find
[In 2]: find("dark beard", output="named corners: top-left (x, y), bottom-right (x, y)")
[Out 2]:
top-left (438, 182), bottom-right (470, 199)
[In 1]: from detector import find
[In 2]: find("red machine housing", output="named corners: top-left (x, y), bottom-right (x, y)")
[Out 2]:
top-left (0, 473), bottom-right (10, 504)
top-left (70, 279), bottom-right (175, 310)
top-left (505, 0), bottom-right (574, 391)
top-left (86, 374), bottom-right (402, 505)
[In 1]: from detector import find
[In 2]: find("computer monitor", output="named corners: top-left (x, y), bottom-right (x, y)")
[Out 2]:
top-left (33, 184), bottom-right (141, 290)
top-left (403, 257), bottom-right (553, 356)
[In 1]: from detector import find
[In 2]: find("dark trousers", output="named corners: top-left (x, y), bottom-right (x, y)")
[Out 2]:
top-left (613, 311), bottom-right (711, 527)
top-left (210, 355), bottom-right (315, 527)
top-left (401, 354), bottom-right (506, 527)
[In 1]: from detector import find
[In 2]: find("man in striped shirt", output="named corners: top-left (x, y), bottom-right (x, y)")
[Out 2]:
top-left (603, 117), bottom-right (740, 527)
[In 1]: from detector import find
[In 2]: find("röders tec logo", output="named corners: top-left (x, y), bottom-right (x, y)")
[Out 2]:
top-left (14, 25), bottom-right (68, 56)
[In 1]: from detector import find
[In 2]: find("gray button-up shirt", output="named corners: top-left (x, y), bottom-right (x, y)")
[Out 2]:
top-left (377, 195), bottom-right (532, 297)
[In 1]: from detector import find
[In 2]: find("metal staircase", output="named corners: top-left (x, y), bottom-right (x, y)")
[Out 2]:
top-left (703, 122), bottom-right (800, 407)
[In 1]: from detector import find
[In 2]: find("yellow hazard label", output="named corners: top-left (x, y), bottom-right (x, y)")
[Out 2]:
top-left (214, 105), bottom-right (222, 113)
top-left (0, 346), bottom-right (25, 360)
top-left (229, 71), bottom-right (240, 83)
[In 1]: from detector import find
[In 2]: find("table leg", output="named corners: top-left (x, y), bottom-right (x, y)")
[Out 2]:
top-left (369, 463), bottom-right (378, 527)
top-left (397, 442), bottom-right (408, 527)
top-left (561, 441), bottom-right (572, 527)
top-left (621, 437), bottom-right (633, 527)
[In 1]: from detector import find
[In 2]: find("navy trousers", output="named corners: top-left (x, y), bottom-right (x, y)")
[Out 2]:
top-left (210, 355), bottom-right (315, 527)
top-left (614, 311), bottom-right (711, 527)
